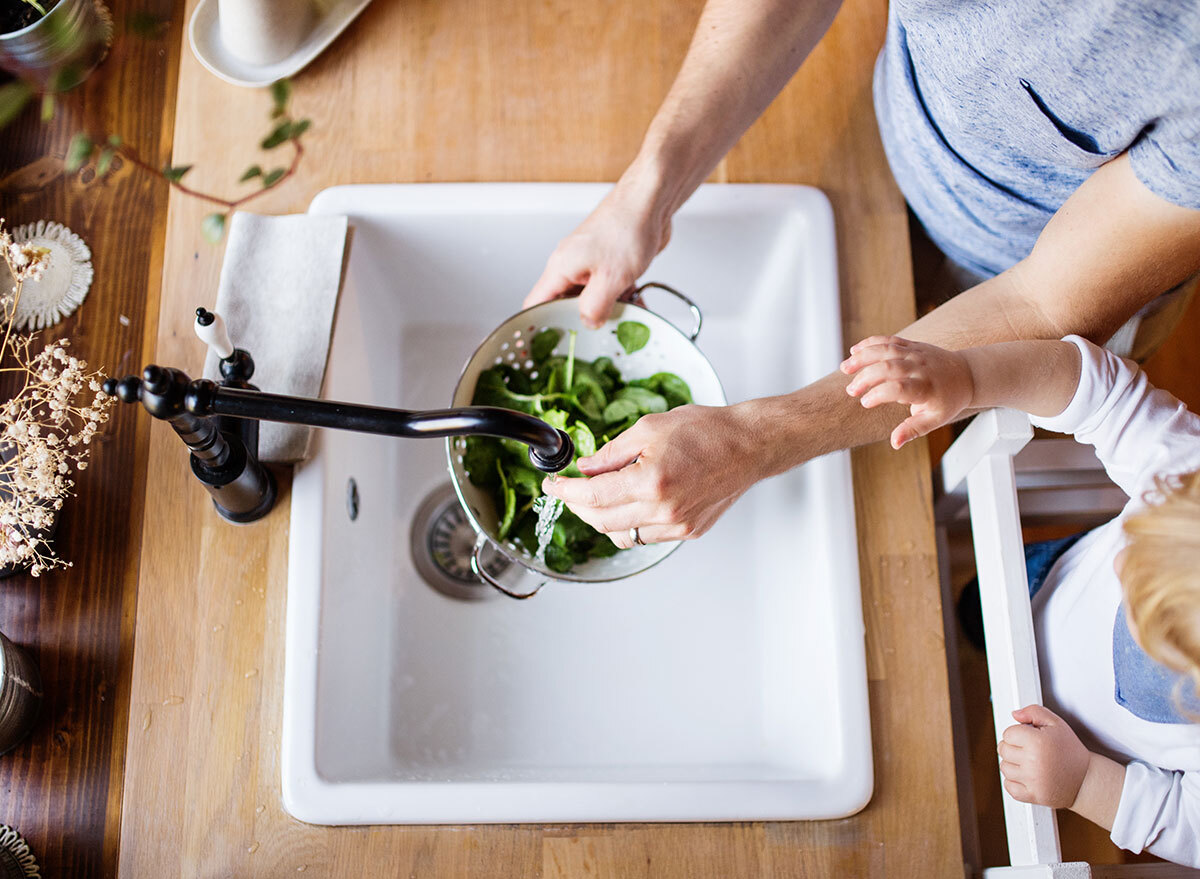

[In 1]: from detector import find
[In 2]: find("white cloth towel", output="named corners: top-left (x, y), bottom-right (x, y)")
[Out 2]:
top-left (203, 211), bottom-right (348, 463)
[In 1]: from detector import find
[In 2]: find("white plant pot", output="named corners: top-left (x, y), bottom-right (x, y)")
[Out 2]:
top-left (217, 0), bottom-right (314, 67)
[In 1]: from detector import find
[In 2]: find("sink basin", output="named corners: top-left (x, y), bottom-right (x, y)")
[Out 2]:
top-left (283, 183), bottom-right (872, 824)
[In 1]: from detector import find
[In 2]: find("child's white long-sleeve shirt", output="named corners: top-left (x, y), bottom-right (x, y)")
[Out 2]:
top-left (1029, 335), bottom-right (1200, 866)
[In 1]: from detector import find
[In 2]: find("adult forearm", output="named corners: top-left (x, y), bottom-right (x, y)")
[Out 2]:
top-left (622, 0), bottom-right (843, 222)
top-left (738, 275), bottom-right (1088, 475)
top-left (735, 150), bottom-right (1200, 475)
top-left (736, 372), bottom-right (901, 481)
top-left (739, 270), bottom-right (1074, 477)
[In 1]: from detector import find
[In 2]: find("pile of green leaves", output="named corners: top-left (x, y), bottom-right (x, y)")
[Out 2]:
top-left (463, 324), bottom-right (693, 574)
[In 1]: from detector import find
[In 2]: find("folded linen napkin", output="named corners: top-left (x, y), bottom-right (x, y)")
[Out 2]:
top-left (203, 211), bottom-right (349, 463)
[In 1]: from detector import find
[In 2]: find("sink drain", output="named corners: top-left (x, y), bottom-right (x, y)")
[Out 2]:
top-left (410, 483), bottom-right (507, 600)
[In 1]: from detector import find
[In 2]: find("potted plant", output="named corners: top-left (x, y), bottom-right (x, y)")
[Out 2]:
top-left (0, 0), bottom-right (112, 90)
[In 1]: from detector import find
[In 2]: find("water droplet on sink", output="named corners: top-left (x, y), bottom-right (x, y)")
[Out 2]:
top-left (235, 599), bottom-right (244, 606)
top-left (244, 669), bottom-right (259, 679)
top-left (255, 804), bottom-right (265, 814)
top-left (247, 842), bottom-right (259, 854)
top-left (162, 695), bottom-right (183, 706)
top-left (142, 709), bottom-right (152, 732)
top-left (212, 624), bottom-right (224, 633)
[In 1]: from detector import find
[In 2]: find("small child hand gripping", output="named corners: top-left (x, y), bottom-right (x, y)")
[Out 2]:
top-left (840, 335), bottom-right (1083, 449)
top-left (841, 333), bottom-right (1200, 867)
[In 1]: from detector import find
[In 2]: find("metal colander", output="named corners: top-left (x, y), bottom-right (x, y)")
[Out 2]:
top-left (446, 283), bottom-right (727, 598)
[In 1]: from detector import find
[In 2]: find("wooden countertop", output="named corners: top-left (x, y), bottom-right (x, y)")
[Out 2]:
top-left (0, 0), bottom-right (178, 873)
top-left (12, 0), bottom-right (967, 874)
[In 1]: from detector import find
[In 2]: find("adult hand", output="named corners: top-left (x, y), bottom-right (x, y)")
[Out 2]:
top-left (998, 704), bottom-right (1092, 809)
top-left (839, 335), bottom-right (975, 449)
top-left (524, 182), bottom-right (672, 329)
top-left (540, 403), bottom-right (760, 548)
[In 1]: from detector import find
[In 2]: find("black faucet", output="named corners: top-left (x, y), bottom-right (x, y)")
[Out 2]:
top-left (102, 308), bottom-right (574, 523)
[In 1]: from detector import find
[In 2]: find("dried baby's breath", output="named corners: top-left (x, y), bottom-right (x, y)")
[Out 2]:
top-left (0, 219), bottom-right (112, 576)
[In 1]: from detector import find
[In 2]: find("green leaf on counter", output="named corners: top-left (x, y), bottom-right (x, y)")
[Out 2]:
top-left (96, 147), bottom-right (114, 176)
top-left (616, 321), bottom-right (650, 354)
top-left (161, 163), bottom-right (193, 183)
top-left (261, 167), bottom-right (286, 187)
top-left (49, 60), bottom-right (87, 93)
top-left (239, 164), bottom-right (262, 182)
top-left (269, 79), bottom-right (291, 117)
top-left (260, 120), bottom-right (292, 150)
top-left (126, 10), bottom-right (168, 37)
top-left (201, 212), bottom-right (227, 244)
top-left (65, 133), bottom-right (93, 172)
top-left (287, 118), bottom-right (311, 139)
top-left (0, 81), bottom-right (33, 129)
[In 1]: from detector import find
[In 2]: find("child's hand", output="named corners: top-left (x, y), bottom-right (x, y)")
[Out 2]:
top-left (998, 705), bottom-right (1091, 808)
top-left (840, 336), bottom-right (974, 449)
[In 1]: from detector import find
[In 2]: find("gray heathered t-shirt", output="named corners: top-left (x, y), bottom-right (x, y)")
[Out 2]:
top-left (874, 1), bottom-right (1200, 279)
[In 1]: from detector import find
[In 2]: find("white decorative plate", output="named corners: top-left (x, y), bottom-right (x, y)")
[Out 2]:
top-left (3, 221), bottom-right (93, 331)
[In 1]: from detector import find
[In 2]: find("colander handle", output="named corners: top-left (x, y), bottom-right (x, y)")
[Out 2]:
top-left (632, 282), bottom-right (703, 341)
top-left (471, 533), bottom-right (546, 599)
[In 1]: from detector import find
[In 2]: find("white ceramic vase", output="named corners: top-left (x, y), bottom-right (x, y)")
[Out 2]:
top-left (217, 0), bottom-right (314, 67)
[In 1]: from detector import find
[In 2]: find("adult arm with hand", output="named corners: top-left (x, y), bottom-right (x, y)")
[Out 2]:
top-left (523, 0), bottom-right (843, 328)
top-left (542, 138), bottom-right (1200, 548)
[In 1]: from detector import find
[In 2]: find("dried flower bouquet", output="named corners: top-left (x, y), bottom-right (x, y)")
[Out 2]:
top-left (0, 219), bottom-right (111, 575)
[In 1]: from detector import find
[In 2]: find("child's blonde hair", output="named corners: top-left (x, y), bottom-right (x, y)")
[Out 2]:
top-left (1121, 469), bottom-right (1200, 707)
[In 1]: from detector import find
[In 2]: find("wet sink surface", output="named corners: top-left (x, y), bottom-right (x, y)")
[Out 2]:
top-left (283, 183), bottom-right (871, 824)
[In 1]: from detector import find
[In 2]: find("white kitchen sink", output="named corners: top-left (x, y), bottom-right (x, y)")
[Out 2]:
top-left (283, 183), bottom-right (872, 824)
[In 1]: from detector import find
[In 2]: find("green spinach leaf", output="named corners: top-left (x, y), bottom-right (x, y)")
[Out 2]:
top-left (530, 328), bottom-right (561, 363)
top-left (631, 372), bottom-right (693, 408)
top-left (616, 321), bottom-right (650, 354)
top-left (603, 398), bottom-right (639, 425)
top-left (614, 385), bottom-right (668, 415)
top-left (496, 461), bottom-right (516, 539)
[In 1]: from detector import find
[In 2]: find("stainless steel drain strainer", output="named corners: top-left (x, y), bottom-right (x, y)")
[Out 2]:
top-left (409, 483), bottom-right (508, 600)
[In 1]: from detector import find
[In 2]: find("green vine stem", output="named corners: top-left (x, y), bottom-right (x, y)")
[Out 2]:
top-left (62, 80), bottom-right (309, 240)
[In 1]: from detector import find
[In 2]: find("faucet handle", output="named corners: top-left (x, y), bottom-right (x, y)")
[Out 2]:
top-left (195, 307), bottom-right (256, 384)
top-left (195, 307), bottom-right (235, 360)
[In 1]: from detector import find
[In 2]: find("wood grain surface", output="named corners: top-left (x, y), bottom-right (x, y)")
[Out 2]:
top-left (0, 2), bottom-right (179, 875)
top-left (116, 0), bottom-right (966, 876)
